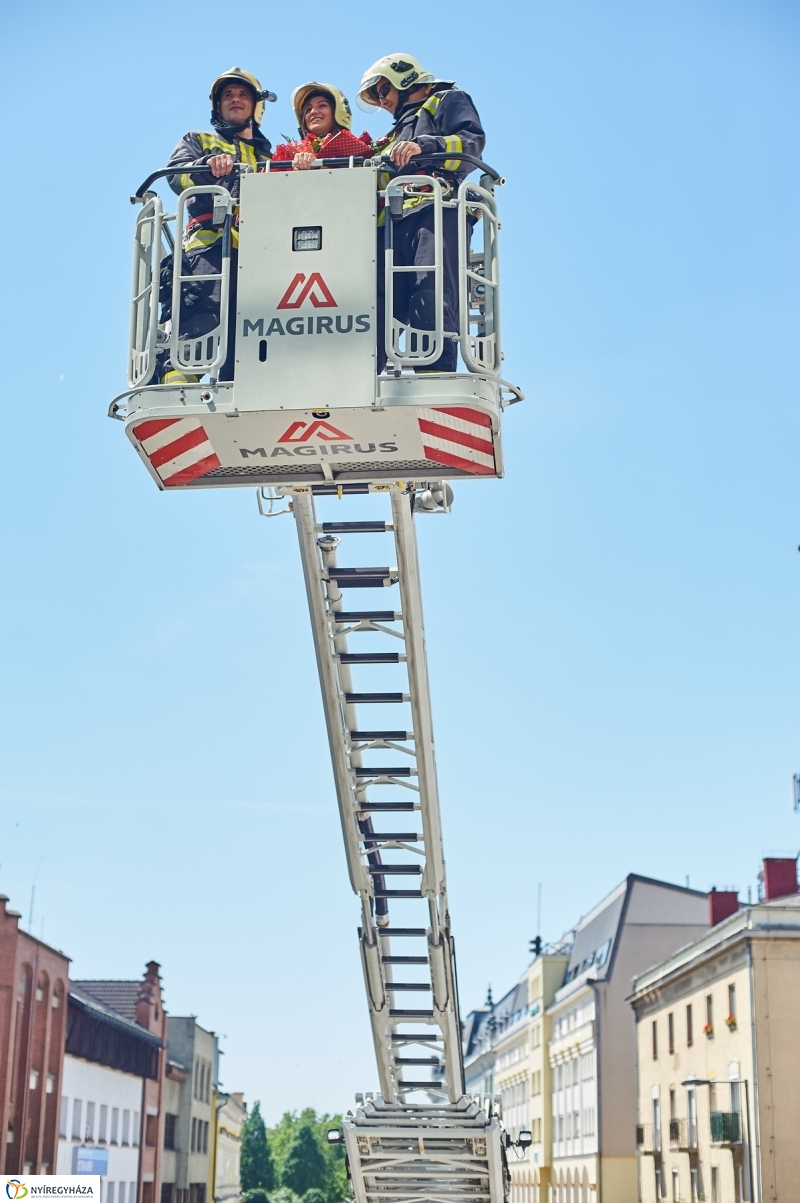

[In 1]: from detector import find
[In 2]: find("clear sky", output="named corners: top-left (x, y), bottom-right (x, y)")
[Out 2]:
top-left (2, 0), bottom-right (798, 1123)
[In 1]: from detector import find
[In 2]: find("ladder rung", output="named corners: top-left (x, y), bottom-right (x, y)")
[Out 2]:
top-left (327, 568), bottom-right (394, 588)
top-left (363, 834), bottom-right (421, 843)
top-left (380, 928), bottom-right (427, 937)
top-left (383, 956), bottom-right (429, 964)
top-left (321, 521), bottom-right (390, 533)
top-left (394, 1057), bottom-right (441, 1064)
top-left (358, 803), bottom-right (416, 813)
top-left (390, 1031), bottom-right (441, 1040)
top-left (340, 652), bottom-right (401, 664)
top-left (350, 730), bottom-right (411, 740)
top-left (334, 612), bottom-right (400, 622)
top-left (390, 1009), bottom-right (434, 1018)
top-left (374, 889), bottom-right (423, 898)
top-left (367, 865), bottom-right (422, 875)
top-left (397, 1080), bottom-right (445, 1089)
top-left (345, 692), bottom-right (406, 704)
top-left (386, 983), bottom-right (431, 991)
top-left (355, 766), bottom-right (413, 777)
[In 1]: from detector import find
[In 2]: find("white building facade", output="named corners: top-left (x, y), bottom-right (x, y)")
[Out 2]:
top-left (57, 1053), bottom-right (142, 1203)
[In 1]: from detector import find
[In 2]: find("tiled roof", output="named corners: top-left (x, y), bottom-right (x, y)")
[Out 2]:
top-left (72, 980), bottom-right (141, 1022)
top-left (69, 984), bottom-right (162, 1048)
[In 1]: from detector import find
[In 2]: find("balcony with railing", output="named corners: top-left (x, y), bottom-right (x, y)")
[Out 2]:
top-left (668, 1118), bottom-right (696, 1151)
top-left (636, 1123), bottom-right (662, 1155)
top-left (710, 1111), bottom-right (742, 1146)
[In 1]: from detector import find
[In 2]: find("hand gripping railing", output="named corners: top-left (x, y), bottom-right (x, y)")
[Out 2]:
top-left (170, 185), bottom-right (235, 379)
top-left (129, 196), bottom-right (164, 387)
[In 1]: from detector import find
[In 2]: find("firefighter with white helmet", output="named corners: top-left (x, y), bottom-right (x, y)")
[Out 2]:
top-left (359, 54), bottom-right (485, 373)
top-left (159, 68), bottom-right (274, 384)
top-left (272, 82), bottom-right (372, 169)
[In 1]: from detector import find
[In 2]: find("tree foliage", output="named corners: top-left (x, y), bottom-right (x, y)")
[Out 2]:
top-left (280, 1124), bottom-right (326, 1196)
top-left (241, 1101), bottom-right (276, 1193)
top-left (266, 1109), bottom-right (348, 1203)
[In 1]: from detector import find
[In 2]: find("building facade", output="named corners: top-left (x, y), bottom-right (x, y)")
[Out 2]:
top-left (547, 876), bottom-right (708, 1203)
top-left (212, 1093), bottom-right (246, 1203)
top-left (0, 895), bottom-right (70, 1174)
top-left (631, 869), bottom-right (800, 1203)
top-left (64, 965), bottom-right (167, 1203)
top-left (163, 1017), bottom-right (219, 1203)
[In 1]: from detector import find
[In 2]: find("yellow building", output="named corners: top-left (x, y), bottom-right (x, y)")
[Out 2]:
top-left (631, 894), bottom-right (800, 1203)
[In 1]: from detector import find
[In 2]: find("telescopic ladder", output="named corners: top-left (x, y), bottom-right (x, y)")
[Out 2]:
top-left (288, 481), bottom-right (507, 1203)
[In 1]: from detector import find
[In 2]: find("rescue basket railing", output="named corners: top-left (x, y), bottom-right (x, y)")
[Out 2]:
top-left (458, 179), bottom-right (501, 376)
top-left (129, 195), bottom-right (164, 388)
top-left (384, 175), bottom-right (448, 370)
top-left (169, 185), bottom-right (235, 380)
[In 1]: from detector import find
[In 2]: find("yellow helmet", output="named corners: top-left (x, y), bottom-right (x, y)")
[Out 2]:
top-left (291, 82), bottom-right (352, 134)
top-left (210, 67), bottom-right (275, 127)
top-left (358, 53), bottom-right (436, 107)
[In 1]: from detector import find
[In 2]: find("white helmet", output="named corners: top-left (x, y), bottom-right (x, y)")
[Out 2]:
top-left (358, 53), bottom-right (436, 108)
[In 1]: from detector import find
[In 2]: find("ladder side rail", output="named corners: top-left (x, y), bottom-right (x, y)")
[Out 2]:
top-left (128, 196), bottom-right (163, 388)
top-left (170, 185), bottom-right (234, 377)
top-left (384, 177), bottom-right (446, 369)
top-left (457, 179), bottom-right (501, 376)
top-left (292, 493), bottom-right (371, 897)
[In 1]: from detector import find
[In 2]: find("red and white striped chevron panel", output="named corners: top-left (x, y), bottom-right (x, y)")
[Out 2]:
top-left (418, 407), bottom-right (496, 476)
top-left (133, 418), bottom-right (221, 487)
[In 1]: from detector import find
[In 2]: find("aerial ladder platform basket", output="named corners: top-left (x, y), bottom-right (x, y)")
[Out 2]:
top-left (111, 152), bottom-right (525, 1202)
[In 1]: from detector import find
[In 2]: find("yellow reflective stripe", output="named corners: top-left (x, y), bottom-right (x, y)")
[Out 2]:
top-left (162, 370), bottom-right (200, 385)
top-left (183, 229), bottom-right (222, 252)
top-left (443, 134), bottom-right (462, 171)
top-left (422, 94), bottom-right (441, 116)
top-left (179, 172), bottom-right (195, 189)
top-left (196, 133), bottom-right (236, 153)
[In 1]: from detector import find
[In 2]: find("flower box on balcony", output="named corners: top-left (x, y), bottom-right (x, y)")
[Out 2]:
top-left (725, 1014), bottom-right (737, 1030)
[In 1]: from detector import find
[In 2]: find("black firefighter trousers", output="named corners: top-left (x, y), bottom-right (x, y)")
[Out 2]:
top-left (158, 243), bottom-right (238, 383)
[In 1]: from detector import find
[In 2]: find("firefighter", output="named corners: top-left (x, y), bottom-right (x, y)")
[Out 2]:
top-left (159, 68), bottom-right (274, 385)
top-left (272, 83), bottom-right (372, 168)
top-left (359, 53), bottom-right (485, 373)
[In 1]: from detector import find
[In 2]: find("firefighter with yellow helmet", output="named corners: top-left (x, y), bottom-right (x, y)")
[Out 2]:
top-left (359, 54), bottom-right (485, 373)
top-left (158, 68), bottom-right (274, 384)
top-left (272, 82), bottom-right (372, 168)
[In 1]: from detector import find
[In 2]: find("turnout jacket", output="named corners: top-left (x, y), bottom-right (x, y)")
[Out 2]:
top-left (167, 128), bottom-right (272, 253)
top-left (378, 83), bottom-right (485, 217)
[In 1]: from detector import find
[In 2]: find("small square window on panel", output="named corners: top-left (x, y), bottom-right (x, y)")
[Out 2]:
top-left (293, 226), bottom-right (322, 251)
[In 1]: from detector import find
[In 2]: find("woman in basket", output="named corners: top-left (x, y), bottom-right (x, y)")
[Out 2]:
top-left (272, 82), bottom-right (373, 167)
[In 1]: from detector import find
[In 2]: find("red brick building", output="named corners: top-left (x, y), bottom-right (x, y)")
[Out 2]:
top-left (0, 894), bottom-right (70, 1174)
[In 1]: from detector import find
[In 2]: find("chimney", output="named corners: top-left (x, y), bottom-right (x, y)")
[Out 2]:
top-left (136, 961), bottom-right (162, 1030)
top-left (709, 888), bottom-right (739, 927)
top-left (762, 858), bottom-right (798, 901)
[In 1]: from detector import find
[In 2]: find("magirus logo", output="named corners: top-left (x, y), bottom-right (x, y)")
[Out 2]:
top-left (277, 272), bottom-right (337, 309)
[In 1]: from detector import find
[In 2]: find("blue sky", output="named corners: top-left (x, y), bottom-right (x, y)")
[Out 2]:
top-left (2, 0), bottom-right (798, 1121)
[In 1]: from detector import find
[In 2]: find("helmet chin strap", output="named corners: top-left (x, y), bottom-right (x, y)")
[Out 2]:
top-left (211, 113), bottom-right (255, 136)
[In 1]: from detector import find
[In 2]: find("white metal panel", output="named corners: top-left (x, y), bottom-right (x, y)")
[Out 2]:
top-left (235, 168), bottom-right (377, 411)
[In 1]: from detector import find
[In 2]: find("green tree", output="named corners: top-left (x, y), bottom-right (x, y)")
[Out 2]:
top-left (280, 1124), bottom-right (326, 1197)
top-left (244, 1192), bottom-right (271, 1203)
top-left (241, 1102), bottom-right (276, 1192)
top-left (267, 1109), bottom-right (348, 1203)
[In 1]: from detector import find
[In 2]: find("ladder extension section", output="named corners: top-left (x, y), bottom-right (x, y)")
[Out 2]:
top-left (293, 485), bottom-right (464, 1105)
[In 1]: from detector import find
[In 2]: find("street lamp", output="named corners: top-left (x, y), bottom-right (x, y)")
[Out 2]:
top-left (681, 1077), bottom-right (755, 1203)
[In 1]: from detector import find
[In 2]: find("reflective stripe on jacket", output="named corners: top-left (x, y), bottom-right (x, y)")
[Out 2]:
top-left (377, 85), bottom-right (485, 220)
top-left (167, 129), bottom-right (272, 252)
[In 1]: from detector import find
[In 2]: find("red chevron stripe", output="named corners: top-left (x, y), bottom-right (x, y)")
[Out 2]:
top-left (149, 425), bottom-right (209, 469)
top-left (422, 445), bottom-right (495, 475)
top-left (418, 418), bottom-right (494, 456)
top-left (163, 453), bottom-right (221, 487)
top-left (433, 406), bottom-right (492, 428)
top-left (133, 418), bottom-right (181, 443)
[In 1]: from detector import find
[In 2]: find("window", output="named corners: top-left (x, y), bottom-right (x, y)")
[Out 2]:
top-left (583, 1108), bottom-right (595, 1137)
top-left (691, 1167), bottom-right (699, 1202)
top-left (672, 1169), bottom-right (680, 1202)
top-left (130, 1185), bottom-right (136, 1203)
top-left (652, 1021), bottom-right (658, 1060)
top-left (72, 1100), bottom-right (83, 1141)
top-left (581, 1052), bottom-right (594, 1080)
top-left (145, 1114), bottom-right (157, 1147)
top-left (669, 1088), bottom-right (676, 1121)
top-left (119, 1184), bottom-right (126, 1203)
top-left (710, 1167), bottom-right (719, 1203)
top-left (111, 1108), bottom-right (119, 1144)
top-left (706, 994), bottom-right (714, 1032)
top-left (203, 1121), bottom-right (209, 1154)
top-left (686, 1004), bottom-right (693, 1048)
top-left (164, 1114), bottom-right (177, 1150)
top-left (668, 1012), bottom-right (675, 1055)
top-left (190, 1118), bottom-right (197, 1153)
top-left (29, 1070), bottom-right (39, 1091)
top-left (59, 1097), bottom-right (68, 1139)
top-left (595, 939), bottom-right (611, 967)
top-left (108, 1186), bottom-right (115, 1203)
top-left (728, 984), bottom-right (737, 1026)
top-left (86, 1102), bottom-right (95, 1141)
top-left (122, 1110), bottom-right (130, 1146)
top-left (134, 1112), bottom-right (140, 1146)
top-left (99, 1106), bottom-right (108, 1143)
top-left (161, 1187), bottom-right (174, 1203)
